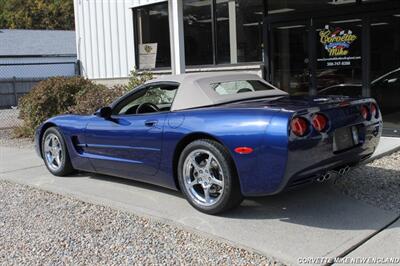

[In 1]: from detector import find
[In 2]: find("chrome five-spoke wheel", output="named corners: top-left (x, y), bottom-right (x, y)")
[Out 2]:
top-left (178, 139), bottom-right (243, 214)
top-left (183, 149), bottom-right (225, 207)
top-left (44, 133), bottom-right (63, 171)
top-left (41, 127), bottom-right (74, 176)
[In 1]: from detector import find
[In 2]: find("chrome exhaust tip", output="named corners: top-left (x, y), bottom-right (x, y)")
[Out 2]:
top-left (324, 172), bottom-right (332, 180)
top-left (316, 172), bottom-right (332, 183)
top-left (344, 165), bottom-right (351, 174)
top-left (338, 165), bottom-right (351, 176)
top-left (338, 168), bottom-right (346, 176)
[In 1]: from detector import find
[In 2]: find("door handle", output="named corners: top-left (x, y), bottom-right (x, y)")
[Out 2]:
top-left (144, 120), bottom-right (158, 127)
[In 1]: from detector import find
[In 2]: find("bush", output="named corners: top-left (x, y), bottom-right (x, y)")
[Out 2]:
top-left (69, 70), bottom-right (154, 115)
top-left (15, 71), bottom-right (154, 138)
top-left (126, 70), bottom-right (153, 90)
top-left (16, 77), bottom-right (104, 138)
top-left (68, 85), bottom-right (126, 115)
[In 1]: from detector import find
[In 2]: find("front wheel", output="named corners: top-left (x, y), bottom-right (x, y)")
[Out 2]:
top-left (41, 127), bottom-right (75, 176)
top-left (178, 139), bottom-right (243, 214)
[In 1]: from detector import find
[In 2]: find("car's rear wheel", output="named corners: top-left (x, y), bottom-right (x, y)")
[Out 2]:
top-left (178, 139), bottom-right (243, 214)
top-left (42, 127), bottom-right (74, 176)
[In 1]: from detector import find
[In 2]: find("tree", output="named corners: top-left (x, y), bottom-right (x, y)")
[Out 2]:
top-left (0, 0), bottom-right (74, 30)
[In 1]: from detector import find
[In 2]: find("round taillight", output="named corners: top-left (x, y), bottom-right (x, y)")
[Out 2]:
top-left (312, 114), bottom-right (328, 132)
top-left (291, 117), bottom-right (308, 137)
top-left (370, 103), bottom-right (378, 119)
top-left (360, 105), bottom-right (370, 120)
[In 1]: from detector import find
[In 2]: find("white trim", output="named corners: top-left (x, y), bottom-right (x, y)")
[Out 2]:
top-left (129, 0), bottom-right (167, 9)
top-left (228, 0), bottom-right (237, 64)
top-left (168, 1), bottom-right (175, 73)
top-left (169, 0), bottom-right (186, 74)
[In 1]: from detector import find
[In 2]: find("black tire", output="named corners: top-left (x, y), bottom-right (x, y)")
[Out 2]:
top-left (41, 127), bottom-right (75, 176)
top-left (177, 139), bottom-right (243, 214)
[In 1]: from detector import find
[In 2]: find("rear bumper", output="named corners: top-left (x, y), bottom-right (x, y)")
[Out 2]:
top-left (244, 120), bottom-right (382, 197)
top-left (281, 120), bottom-right (381, 193)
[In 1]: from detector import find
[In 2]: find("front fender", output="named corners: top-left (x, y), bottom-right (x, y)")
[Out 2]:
top-left (34, 115), bottom-right (94, 172)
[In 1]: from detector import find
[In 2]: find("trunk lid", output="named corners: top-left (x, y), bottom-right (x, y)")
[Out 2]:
top-left (220, 95), bottom-right (363, 112)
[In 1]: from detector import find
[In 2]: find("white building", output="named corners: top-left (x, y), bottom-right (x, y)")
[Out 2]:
top-left (73, 0), bottom-right (265, 85)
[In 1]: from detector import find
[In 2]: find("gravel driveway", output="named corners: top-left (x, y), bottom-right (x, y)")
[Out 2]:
top-left (0, 181), bottom-right (281, 265)
top-left (334, 151), bottom-right (400, 213)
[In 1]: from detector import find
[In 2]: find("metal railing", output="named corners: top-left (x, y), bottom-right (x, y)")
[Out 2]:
top-left (0, 107), bottom-right (22, 130)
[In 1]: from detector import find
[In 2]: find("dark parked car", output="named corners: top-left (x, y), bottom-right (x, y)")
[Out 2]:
top-left (319, 68), bottom-right (400, 114)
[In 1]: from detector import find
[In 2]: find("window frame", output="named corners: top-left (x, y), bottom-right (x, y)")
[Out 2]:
top-left (186, 0), bottom-right (266, 67)
top-left (132, 2), bottom-right (172, 71)
top-left (133, 0), bottom-right (267, 69)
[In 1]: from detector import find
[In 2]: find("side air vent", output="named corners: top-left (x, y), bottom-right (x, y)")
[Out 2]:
top-left (71, 136), bottom-right (84, 154)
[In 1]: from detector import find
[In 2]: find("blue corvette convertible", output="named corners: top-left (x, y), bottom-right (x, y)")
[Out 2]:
top-left (35, 72), bottom-right (382, 214)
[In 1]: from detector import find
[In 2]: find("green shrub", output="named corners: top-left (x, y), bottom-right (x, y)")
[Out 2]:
top-left (126, 70), bottom-right (153, 90)
top-left (69, 70), bottom-right (155, 115)
top-left (68, 85), bottom-right (127, 115)
top-left (16, 77), bottom-right (104, 138)
top-left (13, 125), bottom-right (33, 139)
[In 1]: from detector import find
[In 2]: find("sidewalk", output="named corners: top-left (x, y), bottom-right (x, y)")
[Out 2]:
top-left (370, 136), bottom-right (400, 161)
top-left (338, 219), bottom-right (400, 265)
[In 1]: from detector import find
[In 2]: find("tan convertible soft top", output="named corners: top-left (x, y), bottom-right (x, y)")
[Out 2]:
top-left (146, 72), bottom-right (287, 111)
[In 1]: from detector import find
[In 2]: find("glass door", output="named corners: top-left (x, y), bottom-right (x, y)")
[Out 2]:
top-left (269, 21), bottom-right (310, 96)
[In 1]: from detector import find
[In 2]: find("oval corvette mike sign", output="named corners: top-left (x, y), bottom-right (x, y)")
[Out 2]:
top-left (320, 24), bottom-right (358, 57)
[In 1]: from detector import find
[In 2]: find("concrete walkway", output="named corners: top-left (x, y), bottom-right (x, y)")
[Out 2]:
top-left (0, 146), bottom-right (399, 265)
top-left (339, 219), bottom-right (400, 265)
top-left (370, 136), bottom-right (400, 161)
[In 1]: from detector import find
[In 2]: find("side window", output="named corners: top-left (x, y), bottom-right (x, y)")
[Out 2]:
top-left (114, 84), bottom-right (178, 115)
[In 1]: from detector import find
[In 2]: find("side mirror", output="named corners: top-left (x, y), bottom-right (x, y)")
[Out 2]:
top-left (96, 106), bottom-right (112, 119)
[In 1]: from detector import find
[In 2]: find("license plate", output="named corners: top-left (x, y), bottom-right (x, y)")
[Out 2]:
top-left (333, 126), bottom-right (359, 152)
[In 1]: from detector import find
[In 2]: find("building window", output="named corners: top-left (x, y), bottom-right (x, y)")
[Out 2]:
top-left (215, 1), bottom-right (230, 64)
top-left (134, 3), bottom-right (171, 69)
top-left (235, 0), bottom-right (264, 63)
top-left (216, 0), bottom-right (264, 64)
top-left (183, 0), bottom-right (213, 65)
top-left (270, 24), bottom-right (309, 95)
top-left (183, 0), bottom-right (264, 66)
